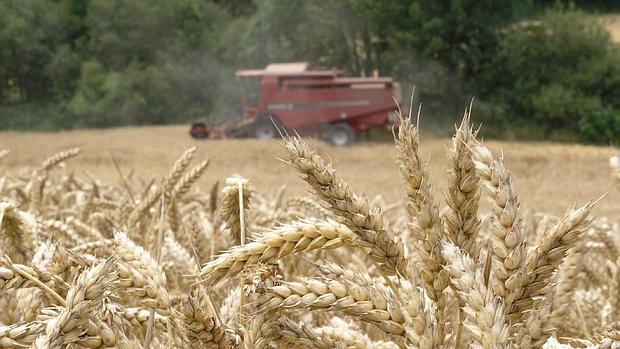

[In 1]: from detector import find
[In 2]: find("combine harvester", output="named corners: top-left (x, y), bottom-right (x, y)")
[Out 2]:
top-left (190, 62), bottom-right (403, 146)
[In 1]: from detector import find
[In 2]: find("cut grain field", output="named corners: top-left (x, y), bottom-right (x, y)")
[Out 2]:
top-left (604, 14), bottom-right (620, 43)
top-left (0, 124), bottom-right (617, 217)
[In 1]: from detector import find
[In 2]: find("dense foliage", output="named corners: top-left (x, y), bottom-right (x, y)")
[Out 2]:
top-left (1, 0), bottom-right (619, 144)
top-left (480, 9), bottom-right (620, 143)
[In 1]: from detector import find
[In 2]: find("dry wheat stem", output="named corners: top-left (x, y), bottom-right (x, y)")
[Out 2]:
top-left (219, 176), bottom-right (252, 247)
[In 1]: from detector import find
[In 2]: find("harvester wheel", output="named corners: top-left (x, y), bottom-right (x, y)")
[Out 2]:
top-left (253, 120), bottom-right (278, 140)
top-left (327, 123), bottom-right (356, 146)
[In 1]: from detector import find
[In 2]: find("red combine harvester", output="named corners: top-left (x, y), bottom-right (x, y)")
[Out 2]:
top-left (190, 62), bottom-right (403, 146)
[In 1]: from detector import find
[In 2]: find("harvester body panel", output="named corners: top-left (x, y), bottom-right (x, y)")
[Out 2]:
top-left (237, 63), bottom-right (400, 135)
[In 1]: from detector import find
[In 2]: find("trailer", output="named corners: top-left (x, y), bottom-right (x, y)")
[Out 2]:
top-left (190, 62), bottom-right (402, 146)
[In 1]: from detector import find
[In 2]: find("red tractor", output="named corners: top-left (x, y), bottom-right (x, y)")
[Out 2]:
top-left (190, 62), bottom-right (403, 146)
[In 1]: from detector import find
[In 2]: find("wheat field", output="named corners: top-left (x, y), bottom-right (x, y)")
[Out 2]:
top-left (0, 124), bottom-right (617, 217)
top-left (1, 114), bottom-right (620, 348)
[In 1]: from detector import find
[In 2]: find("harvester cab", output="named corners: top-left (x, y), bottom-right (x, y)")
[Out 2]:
top-left (190, 62), bottom-right (403, 146)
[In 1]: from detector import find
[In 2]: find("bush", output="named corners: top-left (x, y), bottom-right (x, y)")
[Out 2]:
top-left (0, 101), bottom-right (72, 131)
top-left (579, 109), bottom-right (620, 145)
top-left (481, 8), bottom-right (620, 143)
top-left (69, 60), bottom-right (171, 128)
top-left (531, 84), bottom-right (603, 131)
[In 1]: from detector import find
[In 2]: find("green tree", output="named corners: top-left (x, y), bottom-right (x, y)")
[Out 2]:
top-left (480, 9), bottom-right (620, 142)
top-left (0, 0), bottom-right (74, 102)
top-left (69, 0), bottom-right (235, 127)
top-left (69, 60), bottom-right (170, 127)
top-left (229, 0), bottom-right (412, 76)
top-left (407, 0), bottom-right (532, 78)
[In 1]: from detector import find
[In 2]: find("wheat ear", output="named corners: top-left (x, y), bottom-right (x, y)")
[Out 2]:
top-left (393, 106), bottom-right (445, 295)
top-left (400, 279), bottom-right (438, 349)
top-left (473, 142), bottom-right (527, 313)
top-left (393, 106), bottom-right (449, 345)
top-left (0, 201), bottom-right (38, 263)
top-left (284, 137), bottom-right (407, 278)
top-left (442, 243), bottom-right (509, 349)
top-left (259, 276), bottom-right (405, 337)
top-left (200, 218), bottom-right (354, 286)
top-left (31, 258), bottom-right (118, 348)
top-left (512, 202), bottom-right (592, 323)
top-left (113, 232), bottom-right (170, 312)
top-left (444, 109), bottom-right (481, 256)
top-left (176, 291), bottom-right (233, 348)
top-left (28, 148), bottom-right (81, 212)
top-left (163, 146), bottom-right (196, 195)
top-left (172, 159), bottom-right (209, 201)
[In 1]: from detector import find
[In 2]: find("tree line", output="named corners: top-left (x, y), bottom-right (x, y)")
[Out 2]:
top-left (1, 0), bottom-right (620, 143)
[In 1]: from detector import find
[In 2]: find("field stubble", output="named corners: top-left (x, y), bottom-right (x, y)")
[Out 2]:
top-left (0, 124), bottom-right (617, 218)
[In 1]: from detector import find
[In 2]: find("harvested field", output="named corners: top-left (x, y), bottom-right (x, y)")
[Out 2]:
top-left (604, 14), bottom-right (620, 43)
top-left (0, 124), bottom-right (617, 218)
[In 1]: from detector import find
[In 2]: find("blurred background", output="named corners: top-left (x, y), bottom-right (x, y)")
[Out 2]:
top-left (1, 0), bottom-right (619, 144)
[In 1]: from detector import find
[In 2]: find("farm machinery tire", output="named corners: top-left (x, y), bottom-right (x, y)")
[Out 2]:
top-left (327, 123), bottom-right (356, 146)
